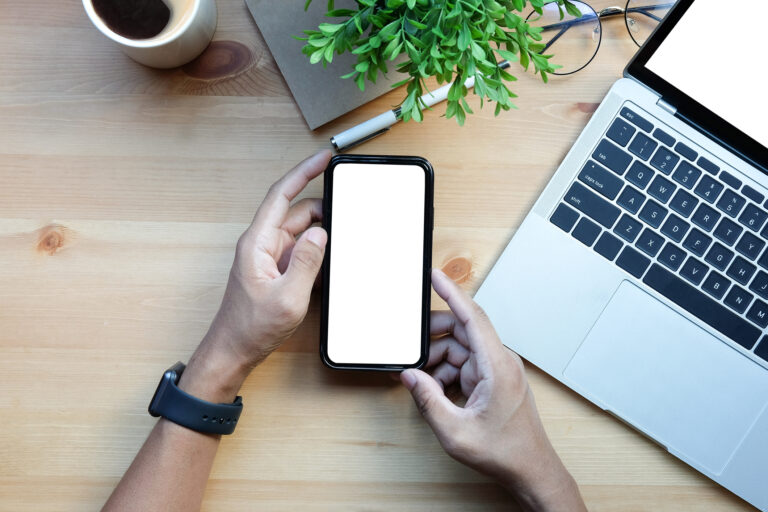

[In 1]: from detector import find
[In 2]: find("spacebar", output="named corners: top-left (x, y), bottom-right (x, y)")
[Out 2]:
top-left (643, 264), bottom-right (761, 350)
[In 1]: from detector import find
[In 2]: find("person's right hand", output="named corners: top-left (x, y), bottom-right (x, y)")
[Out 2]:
top-left (401, 269), bottom-right (586, 512)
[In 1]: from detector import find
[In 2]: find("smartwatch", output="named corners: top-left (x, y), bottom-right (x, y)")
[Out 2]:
top-left (148, 361), bottom-right (243, 435)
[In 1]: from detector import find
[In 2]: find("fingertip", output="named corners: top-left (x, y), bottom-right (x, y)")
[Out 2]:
top-left (400, 369), bottom-right (418, 390)
top-left (303, 226), bottom-right (327, 248)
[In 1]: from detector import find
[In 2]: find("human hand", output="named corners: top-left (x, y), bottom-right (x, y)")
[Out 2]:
top-left (401, 269), bottom-right (586, 511)
top-left (178, 150), bottom-right (331, 403)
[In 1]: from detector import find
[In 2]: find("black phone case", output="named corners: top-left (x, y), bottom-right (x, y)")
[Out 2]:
top-left (319, 154), bottom-right (434, 371)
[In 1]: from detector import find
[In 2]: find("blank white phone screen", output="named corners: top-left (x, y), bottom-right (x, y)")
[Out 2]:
top-left (327, 163), bottom-right (426, 365)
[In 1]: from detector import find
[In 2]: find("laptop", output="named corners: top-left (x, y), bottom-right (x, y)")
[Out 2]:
top-left (474, 0), bottom-right (768, 509)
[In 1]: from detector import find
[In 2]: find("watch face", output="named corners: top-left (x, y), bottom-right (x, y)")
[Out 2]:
top-left (148, 369), bottom-right (177, 417)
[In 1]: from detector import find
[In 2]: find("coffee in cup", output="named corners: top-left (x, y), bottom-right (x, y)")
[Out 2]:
top-left (83, 0), bottom-right (217, 68)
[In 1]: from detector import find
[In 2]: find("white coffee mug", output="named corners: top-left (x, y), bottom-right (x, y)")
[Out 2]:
top-left (82, 0), bottom-right (218, 69)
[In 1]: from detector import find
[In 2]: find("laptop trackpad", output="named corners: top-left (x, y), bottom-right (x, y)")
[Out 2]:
top-left (564, 281), bottom-right (768, 475)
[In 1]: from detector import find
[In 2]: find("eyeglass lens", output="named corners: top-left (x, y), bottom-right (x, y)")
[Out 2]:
top-left (525, 1), bottom-right (601, 76)
top-left (525, 1), bottom-right (677, 74)
top-left (625, 0), bottom-right (676, 46)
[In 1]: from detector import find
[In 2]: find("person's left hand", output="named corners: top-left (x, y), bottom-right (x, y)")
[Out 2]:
top-left (178, 150), bottom-right (332, 402)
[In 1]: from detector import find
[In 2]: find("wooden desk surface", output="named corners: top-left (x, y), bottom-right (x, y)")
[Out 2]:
top-left (0, 1), bottom-right (755, 510)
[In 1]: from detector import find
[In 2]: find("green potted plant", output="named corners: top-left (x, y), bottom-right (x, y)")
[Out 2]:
top-left (300, 0), bottom-right (580, 124)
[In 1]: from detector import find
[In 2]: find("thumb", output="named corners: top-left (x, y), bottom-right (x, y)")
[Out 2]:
top-left (282, 227), bottom-right (327, 299)
top-left (401, 369), bottom-right (459, 433)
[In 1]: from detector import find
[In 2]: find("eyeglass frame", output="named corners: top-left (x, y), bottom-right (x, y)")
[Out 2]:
top-left (526, 1), bottom-right (677, 76)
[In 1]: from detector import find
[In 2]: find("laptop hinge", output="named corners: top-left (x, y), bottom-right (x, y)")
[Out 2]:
top-left (657, 98), bottom-right (677, 115)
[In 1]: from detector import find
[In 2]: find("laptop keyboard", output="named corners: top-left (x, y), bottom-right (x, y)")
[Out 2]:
top-left (551, 103), bottom-right (768, 367)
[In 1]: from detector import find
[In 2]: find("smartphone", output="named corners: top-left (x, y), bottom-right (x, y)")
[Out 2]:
top-left (320, 155), bottom-right (434, 371)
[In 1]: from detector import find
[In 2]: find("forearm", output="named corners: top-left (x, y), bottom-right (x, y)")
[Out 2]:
top-left (498, 439), bottom-right (587, 512)
top-left (503, 458), bottom-right (586, 512)
top-left (103, 332), bottom-right (249, 512)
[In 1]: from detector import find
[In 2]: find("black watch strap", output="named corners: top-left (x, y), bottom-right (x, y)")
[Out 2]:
top-left (148, 362), bottom-right (243, 435)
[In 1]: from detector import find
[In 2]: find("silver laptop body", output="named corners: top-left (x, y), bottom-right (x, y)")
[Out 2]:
top-left (475, 1), bottom-right (768, 509)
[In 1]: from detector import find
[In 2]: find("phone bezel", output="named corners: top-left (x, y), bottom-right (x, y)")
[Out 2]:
top-left (319, 154), bottom-right (433, 371)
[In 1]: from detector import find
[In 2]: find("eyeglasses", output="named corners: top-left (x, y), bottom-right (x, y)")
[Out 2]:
top-left (525, 1), bottom-right (677, 75)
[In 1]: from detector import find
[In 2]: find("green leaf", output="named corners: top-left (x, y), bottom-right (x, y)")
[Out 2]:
top-left (307, 37), bottom-right (330, 47)
top-left (324, 44), bottom-right (335, 63)
top-left (318, 23), bottom-right (344, 35)
top-left (495, 48), bottom-right (519, 62)
top-left (457, 23), bottom-right (471, 50)
top-left (470, 41), bottom-right (485, 60)
top-left (309, 48), bottom-right (324, 64)
top-left (564, 1), bottom-right (584, 18)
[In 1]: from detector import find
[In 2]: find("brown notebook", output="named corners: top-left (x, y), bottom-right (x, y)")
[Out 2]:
top-left (244, 0), bottom-right (406, 130)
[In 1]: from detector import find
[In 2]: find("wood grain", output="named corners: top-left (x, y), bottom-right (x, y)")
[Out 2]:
top-left (0, 0), bottom-right (756, 510)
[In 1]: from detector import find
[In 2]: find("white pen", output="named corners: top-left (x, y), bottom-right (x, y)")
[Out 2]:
top-left (330, 60), bottom-right (511, 151)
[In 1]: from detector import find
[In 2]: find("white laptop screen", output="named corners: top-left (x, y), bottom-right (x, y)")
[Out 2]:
top-left (646, 0), bottom-right (767, 148)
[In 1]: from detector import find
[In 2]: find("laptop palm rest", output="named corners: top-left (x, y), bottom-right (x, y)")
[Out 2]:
top-left (564, 280), bottom-right (768, 475)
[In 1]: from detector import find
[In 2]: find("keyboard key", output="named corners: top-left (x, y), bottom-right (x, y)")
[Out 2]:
top-left (578, 161), bottom-right (624, 200)
top-left (713, 218), bottom-right (743, 246)
top-left (550, 204), bottom-right (579, 232)
top-left (724, 285), bottom-right (754, 315)
top-left (761, 222), bottom-right (768, 241)
top-left (697, 156), bottom-right (719, 175)
top-left (658, 242), bottom-right (686, 271)
top-left (737, 203), bottom-right (768, 232)
top-left (735, 232), bottom-right (765, 261)
top-left (635, 228), bottom-right (664, 257)
top-left (564, 182), bottom-right (621, 229)
top-left (693, 175), bottom-right (723, 203)
top-left (671, 161), bottom-right (702, 189)
top-left (593, 232), bottom-right (623, 261)
top-left (638, 199), bottom-right (667, 228)
top-left (675, 141), bottom-right (698, 161)
top-left (625, 161), bottom-right (654, 190)
top-left (592, 139), bottom-right (632, 175)
top-left (747, 300), bottom-right (768, 328)
top-left (702, 271), bottom-right (731, 300)
top-left (669, 189), bottom-right (698, 218)
top-left (716, 189), bottom-right (747, 218)
top-left (628, 132), bottom-right (658, 161)
top-left (749, 271), bottom-right (768, 300)
top-left (620, 106), bottom-right (653, 132)
top-left (617, 186), bottom-right (645, 214)
top-left (691, 203), bottom-right (720, 232)
top-left (616, 246), bottom-right (651, 278)
top-left (757, 337), bottom-right (768, 363)
top-left (683, 228), bottom-right (712, 257)
top-left (727, 256), bottom-right (756, 285)
top-left (705, 243), bottom-right (735, 271)
top-left (606, 118), bottom-right (636, 147)
top-left (572, 218), bottom-right (601, 246)
top-left (614, 214), bottom-right (643, 243)
top-left (719, 170), bottom-right (742, 190)
top-left (680, 257), bottom-right (709, 286)
top-left (649, 146), bottom-right (679, 175)
top-left (660, 214), bottom-right (690, 243)
top-left (644, 264), bottom-right (760, 349)
top-left (742, 185), bottom-right (765, 205)
top-left (653, 128), bottom-right (675, 147)
top-left (647, 175), bottom-right (676, 203)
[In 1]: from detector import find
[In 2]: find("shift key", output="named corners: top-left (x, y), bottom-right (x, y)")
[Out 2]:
top-left (578, 161), bottom-right (624, 200)
top-left (564, 182), bottom-right (621, 228)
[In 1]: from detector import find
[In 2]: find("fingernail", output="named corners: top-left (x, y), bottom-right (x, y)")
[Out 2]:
top-left (306, 229), bottom-right (325, 248)
top-left (400, 370), bottom-right (417, 390)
